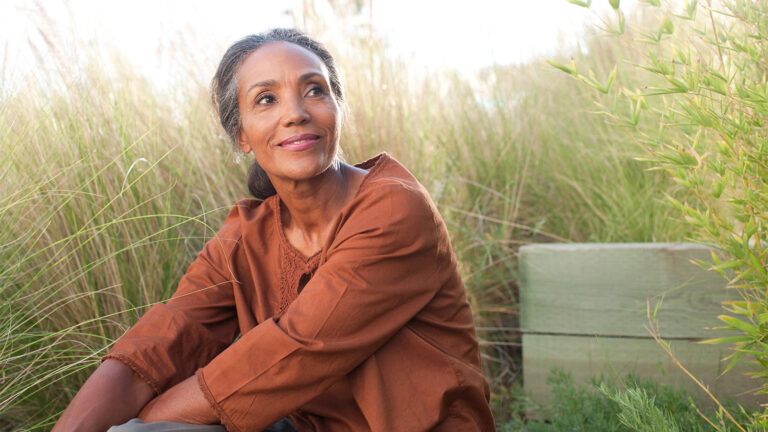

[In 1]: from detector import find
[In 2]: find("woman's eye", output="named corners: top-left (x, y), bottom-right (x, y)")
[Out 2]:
top-left (256, 94), bottom-right (275, 105)
top-left (307, 85), bottom-right (324, 96)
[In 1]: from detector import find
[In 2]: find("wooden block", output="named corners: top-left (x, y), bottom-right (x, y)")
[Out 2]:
top-left (519, 243), bottom-right (736, 338)
top-left (523, 334), bottom-right (765, 412)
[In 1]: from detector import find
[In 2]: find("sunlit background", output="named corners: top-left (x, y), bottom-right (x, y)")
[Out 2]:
top-left (1, 0), bottom-right (638, 88)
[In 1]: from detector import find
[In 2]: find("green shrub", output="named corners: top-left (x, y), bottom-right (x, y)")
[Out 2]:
top-left (498, 370), bottom-right (751, 431)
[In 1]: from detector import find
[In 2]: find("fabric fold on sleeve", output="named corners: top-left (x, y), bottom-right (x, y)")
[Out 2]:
top-left (103, 205), bottom-right (243, 393)
top-left (103, 303), bottom-right (235, 393)
top-left (199, 182), bottom-right (450, 432)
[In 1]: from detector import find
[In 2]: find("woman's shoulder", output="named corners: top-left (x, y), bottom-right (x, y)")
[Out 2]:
top-left (334, 152), bottom-right (452, 264)
top-left (355, 152), bottom-right (421, 189)
top-left (344, 153), bottom-right (442, 236)
top-left (355, 153), bottom-right (436, 215)
top-left (210, 196), bottom-right (278, 252)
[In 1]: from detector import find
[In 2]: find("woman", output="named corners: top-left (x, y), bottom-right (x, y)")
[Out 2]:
top-left (53, 28), bottom-right (495, 432)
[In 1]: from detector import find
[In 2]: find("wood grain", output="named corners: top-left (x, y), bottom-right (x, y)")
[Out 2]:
top-left (520, 243), bottom-right (737, 338)
top-left (523, 333), bottom-right (764, 411)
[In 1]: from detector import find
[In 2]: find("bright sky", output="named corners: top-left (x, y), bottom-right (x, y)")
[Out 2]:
top-left (0, 0), bottom-right (638, 89)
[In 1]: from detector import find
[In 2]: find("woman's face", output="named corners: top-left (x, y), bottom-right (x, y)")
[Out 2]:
top-left (236, 41), bottom-right (341, 186)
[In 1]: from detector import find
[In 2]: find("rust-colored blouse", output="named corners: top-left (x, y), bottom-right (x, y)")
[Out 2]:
top-left (104, 153), bottom-right (495, 432)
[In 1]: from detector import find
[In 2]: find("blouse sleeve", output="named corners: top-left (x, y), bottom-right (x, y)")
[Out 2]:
top-left (102, 206), bottom-right (242, 395)
top-left (198, 182), bottom-right (452, 432)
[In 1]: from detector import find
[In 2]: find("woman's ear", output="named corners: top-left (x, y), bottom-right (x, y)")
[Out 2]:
top-left (237, 131), bottom-right (252, 154)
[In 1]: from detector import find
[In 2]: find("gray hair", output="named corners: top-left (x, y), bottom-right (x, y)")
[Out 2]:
top-left (211, 28), bottom-right (345, 200)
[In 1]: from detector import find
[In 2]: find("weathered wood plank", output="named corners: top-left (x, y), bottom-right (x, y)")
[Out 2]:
top-left (519, 243), bottom-right (736, 338)
top-left (523, 334), bottom-right (764, 412)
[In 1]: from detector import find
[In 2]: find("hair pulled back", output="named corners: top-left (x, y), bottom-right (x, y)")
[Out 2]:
top-left (211, 28), bottom-right (345, 200)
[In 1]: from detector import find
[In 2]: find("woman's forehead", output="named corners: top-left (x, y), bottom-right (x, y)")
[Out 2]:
top-left (239, 41), bottom-right (330, 86)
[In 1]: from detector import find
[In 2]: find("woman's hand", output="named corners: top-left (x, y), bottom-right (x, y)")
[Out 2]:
top-left (138, 374), bottom-right (218, 424)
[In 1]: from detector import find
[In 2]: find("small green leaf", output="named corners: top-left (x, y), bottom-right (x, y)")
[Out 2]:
top-left (651, 296), bottom-right (664, 320)
top-left (703, 71), bottom-right (728, 95)
top-left (721, 351), bottom-right (746, 375)
top-left (685, 0), bottom-right (697, 19)
top-left (609, 0), bottom-right (620, 10)
top-left (567, 0), bottom-right (592, 7)
top-left (616, 9), bottom-right (625, 34)
top-left (747, 251), bottom-right (766, 277)
top-left (712, 179), bottom-right (725, 198)
top-left (722, 300), bottom-right (751, 315)
top-left (711, 259), bottom-right (743, 272)
top-left (671, 78), bottom-right (688, 92)
top-left (700, 335), bottom-right (752, 345)
top-left (547, 59), bottom-right (577, 75)
top-left (718, 314), bottom-right (757, 336)
top-left (658, 16), bottom-right (675, 39)
top-left (605, 65), bottom-right (617, 92)
top-left (673, 47), bottom-right (690, 65)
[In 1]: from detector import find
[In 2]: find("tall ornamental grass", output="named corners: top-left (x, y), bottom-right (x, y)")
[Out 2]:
top-left (1, 5), bottom-right (692, 429)
top-left (1, 58), bottom-right (247, 428)
top-left (554, 0), bottom-right (768, 428)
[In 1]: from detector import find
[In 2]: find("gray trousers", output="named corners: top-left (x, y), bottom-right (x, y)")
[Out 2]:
top-left (107, 419), bottom-right (225, 432)
top-left (109, 418), bottom-right (297, 432)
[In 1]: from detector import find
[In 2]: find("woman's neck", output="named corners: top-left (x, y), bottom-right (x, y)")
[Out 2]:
top-left (273, 161), bottom-right (368, 258)
top-left (275, 161), bottom-right (350, 236)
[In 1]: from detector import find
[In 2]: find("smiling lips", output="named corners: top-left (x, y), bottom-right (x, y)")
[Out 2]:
top-left (278, 133), bottom-right (321, 151)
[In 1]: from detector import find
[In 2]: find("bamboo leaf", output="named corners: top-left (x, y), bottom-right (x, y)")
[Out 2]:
top-left (718, 314), bottom-right (758, 336)
top-left (700, 335), bottom-right (752, 345)
top-left (711, 258), bottom-right (743, 272)
top-left (722, 300), bottom-right (751, 316)
top-left (547, 59), bottom-right (577, 75)
top-left (721, 351), bottom-right (747, 375)
top-left (567, 0), bottom-right (592, 7)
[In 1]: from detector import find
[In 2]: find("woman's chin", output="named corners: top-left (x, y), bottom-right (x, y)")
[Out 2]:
top-left (278, 159), bottom-right (336, 183)
top-left (275, 148), bottom-right (337, 179)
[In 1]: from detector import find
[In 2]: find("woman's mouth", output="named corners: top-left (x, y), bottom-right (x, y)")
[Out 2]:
top-left (278, 134), bottom-right (321, 152)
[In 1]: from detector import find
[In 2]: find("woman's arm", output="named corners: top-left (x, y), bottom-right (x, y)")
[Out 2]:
top-left (52, 359), bottom-right (155, 432)
top-left (101, 206), bottom-right (241, 394)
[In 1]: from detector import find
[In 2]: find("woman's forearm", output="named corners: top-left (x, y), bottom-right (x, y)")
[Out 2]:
top-left (53, 359), bottom-right (155, 432)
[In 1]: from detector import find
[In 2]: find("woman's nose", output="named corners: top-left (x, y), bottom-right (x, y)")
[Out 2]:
top-left (281, 97), bottom-right (310, 127)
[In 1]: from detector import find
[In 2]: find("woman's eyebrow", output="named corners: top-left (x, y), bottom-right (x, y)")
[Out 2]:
top-left (247, 79), bottom-right (278, 95)
top-left (298, 71), bottom-right (324, 82)
top-left (246, 71), bottom-right (326, 95)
